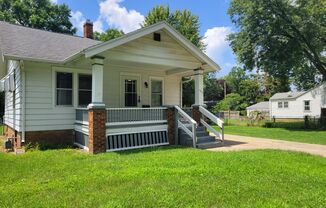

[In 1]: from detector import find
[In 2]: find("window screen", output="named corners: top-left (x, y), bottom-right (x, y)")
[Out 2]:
top-left (125, 80), bottom-right (137, 107)
top-left (56, 72), bottom-right (73, 106)
top-left (151, 80), bottom-right (162, 107)
top-left (78, 74), bottom-right (92, 106)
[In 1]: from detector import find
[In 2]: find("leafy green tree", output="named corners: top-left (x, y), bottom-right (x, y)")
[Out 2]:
top-left (94, 28), bottom-right (124, 41)
top-left (228, 0), bottom-right (326, 86)
top-left (225, 66), bottom-right (248, 93)
top-left (291, 60), bottom-right (322, 91)
top-left (204, 76), bottom-right (224, 102)
top-left (213, 93), bottom-right (247, 113)
top-left (239, 78), bottom-right (262, 104)
top-left (0, 0), bottom-right (76, 34)
top-left (142, 5), bottom-right (204, 49)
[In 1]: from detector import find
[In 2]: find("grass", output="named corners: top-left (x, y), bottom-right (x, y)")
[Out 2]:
top-left (222, 126), bottom-right (326, 145)
top-left (0, 147), bottom-right (326, 207)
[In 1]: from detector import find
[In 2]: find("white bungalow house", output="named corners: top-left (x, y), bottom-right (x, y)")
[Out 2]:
top-left (0, 20), bottom-right (224, 153)
top-left (269, 83), bottom-right (326, 119)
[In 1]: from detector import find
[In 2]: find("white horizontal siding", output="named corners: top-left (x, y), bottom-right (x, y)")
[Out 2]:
top-left (270, 84), bottom-right (325, 118)
top-left (24, 62), bottom-right (77, 131)
top-left (4, 60), bottom-right (22, 131)
top-left (103, 63), bottom-right (182, 107)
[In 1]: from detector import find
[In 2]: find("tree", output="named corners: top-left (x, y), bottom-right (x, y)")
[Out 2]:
top-left (94, 28), bottom-right (124, 41)
top-left (204, 76), bottom-right (224, 102)
top-left (142, 5), bottom-right (204, 49)
top-left (213, 93), bottom-right (247, 113)
top-left (225, 66), bottom-right (248, 93)
top-left (0, 0), bottom-right (76, 34)
top-left (228, 0), bottom-right (326, 86)
top-left (291, 60), bottom-right (322, 90)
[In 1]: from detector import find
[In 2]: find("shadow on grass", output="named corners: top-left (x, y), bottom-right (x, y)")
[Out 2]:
top-left (113, 145), bottom-right (188, 155)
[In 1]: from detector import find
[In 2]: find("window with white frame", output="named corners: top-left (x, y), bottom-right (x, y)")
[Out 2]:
top-left (78, 74), bottom-right (92, 106)
top-left (284, 101), bottom-right (289, 108)
top-left (278, 102), bottom-right (283, 108)
top-left (56, 72), bottom-right (73, 106)
top-left (304, 100), bottom-right (310, 111)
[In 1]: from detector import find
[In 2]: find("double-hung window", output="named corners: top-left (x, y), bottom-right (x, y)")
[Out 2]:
top-left (304, 100), bottom-right (310, 111)
top-left (78, 74), bottom-right (92, 106)
top-left (278, 102), bottom-right (283, 108)
top-left (56, 72), bottom-right (73, 106)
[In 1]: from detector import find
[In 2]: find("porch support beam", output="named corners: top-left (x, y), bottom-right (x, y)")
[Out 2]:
top-left (194, 68), bottom-right (204, 106)
top-left (165, 68), bottom-right (190, 75)
top-left (89, 56), bottom-right (105, 108)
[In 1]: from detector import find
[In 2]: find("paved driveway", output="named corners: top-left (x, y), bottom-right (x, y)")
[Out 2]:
top-left (208, 134), bottom-right (326, 158)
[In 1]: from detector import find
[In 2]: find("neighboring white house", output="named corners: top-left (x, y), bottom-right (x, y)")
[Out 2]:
top-left (0, 20), bottom-right (224, 153)
top-left (246, 101), bottom-right (269, 117)
top-left (269, 83), bottom-right (326, 119)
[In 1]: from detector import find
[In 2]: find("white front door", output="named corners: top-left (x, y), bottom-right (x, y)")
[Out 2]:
top-left (120, 75), bottom-right (140, 107)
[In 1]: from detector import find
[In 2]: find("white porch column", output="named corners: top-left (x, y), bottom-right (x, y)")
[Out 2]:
top-left (194, 68), bottom-right (204, 105)
top-left (88, 56), bottom-right (105, 108)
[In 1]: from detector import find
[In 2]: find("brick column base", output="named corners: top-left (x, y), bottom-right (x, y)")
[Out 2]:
top-left (166, 106), bottom-right (176, 145)
top-left (192, 105), bottom-right (202, 124)
top-left (88, 106), bottom-right (106, 154)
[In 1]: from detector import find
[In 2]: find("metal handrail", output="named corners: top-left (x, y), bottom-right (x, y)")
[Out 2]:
top-left (199, 106), bottom-right (224, 142)
top-left (175, 106), bottom-right (197, 148)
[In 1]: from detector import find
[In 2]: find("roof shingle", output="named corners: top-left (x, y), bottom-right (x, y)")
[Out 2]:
top-left (0, 21), bottom-right (101, 62)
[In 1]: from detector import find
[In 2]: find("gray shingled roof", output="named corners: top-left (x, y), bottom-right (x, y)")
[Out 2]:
top-left (246, 101), bottom-right (269, 110)
top-left (0, 21), bottom-right (101, 62)
top-left (270, 91), bottom-right (306, 100)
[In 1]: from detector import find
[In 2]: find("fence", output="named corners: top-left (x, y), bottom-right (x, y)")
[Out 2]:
top-left (216, 111), bottom-right (240, 119)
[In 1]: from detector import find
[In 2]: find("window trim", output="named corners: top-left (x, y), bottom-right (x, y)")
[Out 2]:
top-left (52, 67), bottom-right (92, 109)
top-left (149, 76), bottom-right (164, 107)
top-left (55, 72), bottom-right (73, 107)
top-left (77, 74), bottom-right (92, 107)
top-left (304, 100), bottom-right (310, 111)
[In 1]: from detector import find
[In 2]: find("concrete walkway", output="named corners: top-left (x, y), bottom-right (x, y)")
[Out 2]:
top-left (207, 134), bottom-right (326, 158)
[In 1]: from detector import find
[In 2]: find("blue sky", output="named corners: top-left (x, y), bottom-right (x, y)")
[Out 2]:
top-left (54, 0), bottom-right (237, 76)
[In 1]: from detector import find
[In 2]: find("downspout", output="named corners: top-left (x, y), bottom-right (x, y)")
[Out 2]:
top-left (20, 60), bottom-right (25, 143)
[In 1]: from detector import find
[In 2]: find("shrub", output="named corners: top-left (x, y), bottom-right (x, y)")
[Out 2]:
top-left (264, 121), bottom-right (274, 128)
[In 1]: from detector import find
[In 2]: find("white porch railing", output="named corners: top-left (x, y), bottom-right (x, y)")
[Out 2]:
top-left (106, 107), bottom-right (167, 126)
top-left (175, 105), bottom-right (197, 148)
top-left (199, 106), bottom-right (224, 142)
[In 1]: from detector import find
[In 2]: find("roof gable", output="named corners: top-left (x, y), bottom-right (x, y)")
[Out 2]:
top-left (83, 21), bottom-right (220, 72)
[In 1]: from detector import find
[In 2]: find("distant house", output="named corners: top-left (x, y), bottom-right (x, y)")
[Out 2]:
top-left (246, 101), bottom-right (269, 117)
top-left (269, 83), bottom-right (326, 119)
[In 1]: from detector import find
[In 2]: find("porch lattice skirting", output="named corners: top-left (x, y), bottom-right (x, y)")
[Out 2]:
top-left (107, 131), bottom-right (168, 152)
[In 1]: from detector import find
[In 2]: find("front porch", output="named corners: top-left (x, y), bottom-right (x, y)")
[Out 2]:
top-left (74, 105), bottom-right (224, 153)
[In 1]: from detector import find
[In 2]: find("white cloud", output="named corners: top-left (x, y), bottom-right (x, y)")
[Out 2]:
top-left (98, 0), bottom-right (144, 33)
top-left (70, 11), bottom-right (85, 34)
top-left (93, 19), bottom-right (104, 33)
top-left (50, 0), bottom-right (58, 4)
top-left (203, 26), bottom-right (236, 76)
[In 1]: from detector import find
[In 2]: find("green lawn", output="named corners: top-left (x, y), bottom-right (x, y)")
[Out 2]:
top-left (1, 147), bottom-right (326, 207)
top-left (220, 125), bottom-right (326, 145)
